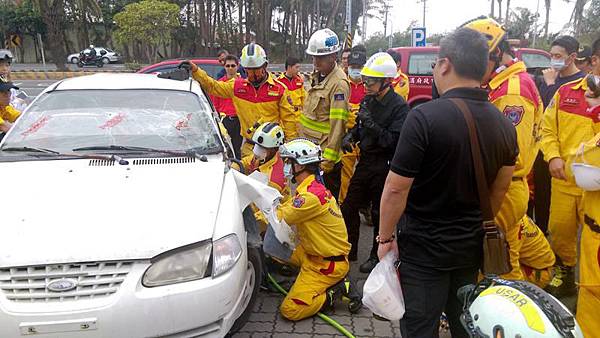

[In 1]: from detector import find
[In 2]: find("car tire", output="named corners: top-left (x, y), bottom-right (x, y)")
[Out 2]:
top-left (229, 246), bottom-right (263, 334)
top-left (71, 57), bottom-right (79, 64)
top-left (102, 57), bottom-right (110, 64)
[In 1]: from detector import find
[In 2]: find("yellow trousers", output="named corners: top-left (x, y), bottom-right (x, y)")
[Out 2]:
top-left (577, 286), bottom-right (600, 338)
top-left (518, 216), bottom-right (555, 288)
top-left (548, 181), bottom-right (584, 267)
top-left (339, 146), bottom-right (359, 204)
top-left (577, 206), bottom-right (600, 337)
top-left (280, 245), bottom-right (349, 321)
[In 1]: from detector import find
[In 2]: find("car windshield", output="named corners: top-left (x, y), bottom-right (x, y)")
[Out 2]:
top-left (1, 89), bottom-right (223, 155)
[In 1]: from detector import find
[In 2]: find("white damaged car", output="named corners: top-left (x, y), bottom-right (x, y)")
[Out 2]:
top-left (0, 73), bottom-right (264, 337)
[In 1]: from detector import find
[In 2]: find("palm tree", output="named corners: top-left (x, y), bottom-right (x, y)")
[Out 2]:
top-left (570, 0), bottom-right (589, 36)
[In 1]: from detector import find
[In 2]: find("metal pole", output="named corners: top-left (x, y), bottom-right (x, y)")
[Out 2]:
top-left (362, 0), bottom-right (367, 42)
top-left (532, 0), bottom-right (540, 47)
top-left (345, 0), bottom-right (352, 48)
top-left (423, 0), bottom-right (426, 27)
top-left (37, 33), bottom-right (46, 70)
top-left (388, 19), bottom-right (393, 49)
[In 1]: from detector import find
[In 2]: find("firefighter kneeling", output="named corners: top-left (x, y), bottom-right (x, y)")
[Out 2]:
top-left (274, 139), bottom-right (358, 321)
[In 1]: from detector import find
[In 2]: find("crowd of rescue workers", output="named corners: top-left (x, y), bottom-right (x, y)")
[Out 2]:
top-left (0, 16), bottom-right (599, 338)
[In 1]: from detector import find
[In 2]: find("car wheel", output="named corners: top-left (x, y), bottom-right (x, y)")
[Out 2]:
top-left (102, 57), bottom-right (110, 64)
top-left (71, 57), bottom-right (79, 64)
top-left (229, 246), bottom-right (263, 334)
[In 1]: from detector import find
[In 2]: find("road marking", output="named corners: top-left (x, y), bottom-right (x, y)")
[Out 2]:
top-left (14, 82), bottom-right (21, 86)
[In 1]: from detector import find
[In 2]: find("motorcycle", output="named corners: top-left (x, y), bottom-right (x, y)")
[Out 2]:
top-left (77, 50), bottom-right (107, 68)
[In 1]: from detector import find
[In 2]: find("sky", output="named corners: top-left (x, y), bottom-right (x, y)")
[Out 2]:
top-left (356, 0), bottom-right (576, 42)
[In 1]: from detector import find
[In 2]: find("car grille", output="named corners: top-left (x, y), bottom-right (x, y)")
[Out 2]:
top-left (0, 261), bottom-right (133, 302)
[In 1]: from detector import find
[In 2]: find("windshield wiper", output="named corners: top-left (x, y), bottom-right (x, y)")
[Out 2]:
top-left (73, 145), bottom-right (192, 157)
top-left (1, 146), bottom-right (61, 155)
top-left (2, 146), bottom-right (129, 164)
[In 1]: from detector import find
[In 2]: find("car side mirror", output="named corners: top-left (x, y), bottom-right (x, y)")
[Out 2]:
top-left (158, 68), bottom-right (190, 81)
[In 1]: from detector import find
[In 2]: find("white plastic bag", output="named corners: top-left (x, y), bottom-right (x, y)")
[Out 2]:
top-left (362, 252), bottom-right (405, 320)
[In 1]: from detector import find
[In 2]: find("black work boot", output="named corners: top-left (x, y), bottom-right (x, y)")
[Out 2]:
top-left (545, 264), bottom-right (577, 298)
top-left (359, 256), bottom-right (379, 273)
top-left (320, 279), bottom-right (346, 314)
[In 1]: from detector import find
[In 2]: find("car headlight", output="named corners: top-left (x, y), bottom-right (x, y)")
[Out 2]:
top-left (212, 234), bottom-right (242, 277)
top-left (142, 241), bottom-right (212, 287)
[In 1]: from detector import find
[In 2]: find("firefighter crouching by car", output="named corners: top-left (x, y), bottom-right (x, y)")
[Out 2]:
top-left (275, 139), bottom-right (351, 321)
top-left (184, 43), bottom-right (297, 158)
top-left (465, 17), bottom-right (555, 287)
top-left (339, 46), bottom-right (367, 204)
top-left (0, 76), bottom-right (21, 134)
top-left (300, 28), bottom-right (351, 200)
top-left (238, 122), bottom-right (289, 232)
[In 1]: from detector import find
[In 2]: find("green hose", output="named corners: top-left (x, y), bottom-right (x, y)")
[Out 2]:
top-left (266, 273), bottom-right (356, 338)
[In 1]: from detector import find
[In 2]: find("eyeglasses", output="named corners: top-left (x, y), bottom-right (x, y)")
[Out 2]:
top-left (224, 64), bottom-right (237, 68)
top-left (362, 77), bottom-right (381, 86)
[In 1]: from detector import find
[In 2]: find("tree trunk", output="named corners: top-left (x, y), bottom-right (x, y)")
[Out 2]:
top-left (238, 0), bottom-right (244, 45)
top-left (544, 0), bottom-right (550, 38)
top-left (497, 0), bottom-right (503, 20)
top-left (38, 0), bottom-right (68, 70)
top-left (505, 0), bottom-right (511, 22)
top-left (490, 0), bottom-right (495, 17)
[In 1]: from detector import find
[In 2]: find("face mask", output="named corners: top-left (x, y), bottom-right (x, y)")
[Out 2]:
top-left (283, 162), bottom-right (294, 179)
top-left (253, 144), bottom-right (268, 161)
top-left (551, 58), bottom-right (566, 71)
top-left (348, 68), bottom-right (362, 81)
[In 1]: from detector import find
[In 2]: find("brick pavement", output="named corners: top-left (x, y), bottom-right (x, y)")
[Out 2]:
top-left (233, 222), bottom-right (415, 338)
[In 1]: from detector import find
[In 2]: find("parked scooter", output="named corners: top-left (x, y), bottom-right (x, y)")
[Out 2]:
top-left (77, 50), bottom-right (107, 68)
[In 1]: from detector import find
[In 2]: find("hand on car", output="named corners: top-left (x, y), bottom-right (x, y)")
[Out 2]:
top-left (178, 60), bottom-right (198, 73)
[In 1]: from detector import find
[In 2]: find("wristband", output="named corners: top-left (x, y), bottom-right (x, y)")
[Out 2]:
top-left (376, 234), bottom-right (395, 244)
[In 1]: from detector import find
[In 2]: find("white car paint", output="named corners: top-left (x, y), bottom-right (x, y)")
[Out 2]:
top-left (0, 74), bottom-right (257, 338)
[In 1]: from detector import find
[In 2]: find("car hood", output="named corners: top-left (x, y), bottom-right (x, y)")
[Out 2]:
top-left (0, 157), bottom-right (226, 267)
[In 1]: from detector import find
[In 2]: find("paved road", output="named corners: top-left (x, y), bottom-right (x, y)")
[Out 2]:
top-left (13, 79), bottom-right (57, 97)
top-left (11, 63), bottom-right (313, 73)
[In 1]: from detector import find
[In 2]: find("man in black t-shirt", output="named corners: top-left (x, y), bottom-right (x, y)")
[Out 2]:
top-left (377, 28), bottom-right (518, 338)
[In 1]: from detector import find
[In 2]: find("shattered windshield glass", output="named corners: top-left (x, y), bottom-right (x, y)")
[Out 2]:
top-left (2, 89), bottom-right (223, 154)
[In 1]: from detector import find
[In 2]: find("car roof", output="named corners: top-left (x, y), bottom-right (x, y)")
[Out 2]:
top-left (393, 46), bottom-right (440, 52)
top-left (52, 73), bottom-right (195, 91)
top-left (137, 58), bottom-right (219, 73)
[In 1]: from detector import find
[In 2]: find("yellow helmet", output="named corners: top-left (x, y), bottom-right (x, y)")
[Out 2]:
top-left (462, 16), bottom-right (506, 52)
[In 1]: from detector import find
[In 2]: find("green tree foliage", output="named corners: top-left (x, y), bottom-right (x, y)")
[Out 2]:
top-left (114, 0), bottom-right (180, 63)
top-left (505, 7), bottom-right (539, 42)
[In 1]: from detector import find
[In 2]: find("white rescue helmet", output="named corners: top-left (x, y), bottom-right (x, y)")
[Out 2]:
top-left (279, 139), bottom-right (322, 165)
top-left (361, 52), bottom-right (398, 78)
top-left (240, 43), bottom-right (268, 68)
top-left (460, 277), bottom-right (583, 338)
top-left (251, 122), bottom-right (285, 149)
top-left (306, 28), bottom-right (341, 56)
top-left (571, 142), bottom-right (600, 191)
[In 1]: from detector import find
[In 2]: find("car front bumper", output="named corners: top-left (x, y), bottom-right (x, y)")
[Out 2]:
top-left (0, 254), bottom-right (250, 338)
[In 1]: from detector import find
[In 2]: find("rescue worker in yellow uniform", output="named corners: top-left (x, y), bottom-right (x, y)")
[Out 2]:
top-left (339, 46), bottom-right (367, 204)
top-left (276, 139), bottom-right (357, 321)
top-left (278, 57), bottom-right (306, 118)
top-left (465, 17), bottom-right (554, 287)
top-left (386, 49), bottom-right (410, 101)
top-left (239, 122), bottom-right (289, 232)
top-left (570, 40), bottom-right (600, 336)
top-left (300, 28), bottom-right (351, 199)
top-left (183, 43), bottom-right (297, 158)
top-left (0, 77), bottom-right (21, 134)
top-left (540, 50), bottom-right (599, 297)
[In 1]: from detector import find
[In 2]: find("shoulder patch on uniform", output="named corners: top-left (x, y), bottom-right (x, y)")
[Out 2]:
top-left (334, 93), bottom-right (345, 101)
top-left (293, 196), bottom-right (305, 208)
top-left (502, 105), bottom-right (524, 126)
top-left (307, 180), bottom-right (331, 205)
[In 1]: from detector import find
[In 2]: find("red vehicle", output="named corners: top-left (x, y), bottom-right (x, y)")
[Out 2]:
top-left (392, 46), bottom-right (551, 107)
top-left (137, 58), bottom-right (222, 78)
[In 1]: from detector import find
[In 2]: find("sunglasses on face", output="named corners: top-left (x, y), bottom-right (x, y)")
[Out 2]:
top-left (224, 64), bottom-right (237, 68)
top-left (362, 77), bottom-right (381, 86)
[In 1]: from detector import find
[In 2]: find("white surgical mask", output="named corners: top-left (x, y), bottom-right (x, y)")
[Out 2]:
top-left (348, 68), bottom-right (362, 81)
top-left (253, 144), bottom-right (268, 161)
top-left (551, 58), bottom-right (566, 71)
top-left (283, 162), bottom-right (294, 179)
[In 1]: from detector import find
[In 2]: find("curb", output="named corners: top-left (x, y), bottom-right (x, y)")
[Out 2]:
top-left (12, 70), bottom-right (135, 80)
